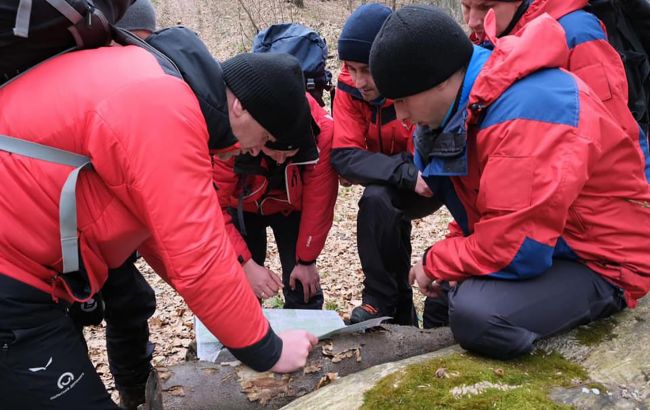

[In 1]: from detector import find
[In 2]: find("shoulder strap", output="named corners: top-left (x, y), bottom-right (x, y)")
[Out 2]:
top-left (0, 135), bottom-right (91, 273)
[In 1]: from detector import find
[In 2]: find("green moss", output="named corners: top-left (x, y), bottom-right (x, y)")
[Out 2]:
top-left (324, 300), bottom-right (340, 312)
top-left (575, 317), bottom-right (618, 346)
top-left (362, 352), bottom-right (592, 410)
top-left (263, 295), bottom-right (285, 309)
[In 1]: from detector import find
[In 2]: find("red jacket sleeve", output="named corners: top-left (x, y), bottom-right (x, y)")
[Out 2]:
top-left (212, 156), bottom-right (253, 264)
top-left (332, 81), bottom-right (368, 150)
top-left (425, 112), bottom-right (596, 282)
top-left (91, 77), bottom-right (276, 366)
top-left (297, 103), bottom-right (337, 263)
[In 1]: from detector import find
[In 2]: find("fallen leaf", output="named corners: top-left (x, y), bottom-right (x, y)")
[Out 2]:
top-left (316, 372), bottom-right (338, 389)
top-left (165, 385), bottom-right (185, 397)
top-left (435, 368), bottom-right (449, 379)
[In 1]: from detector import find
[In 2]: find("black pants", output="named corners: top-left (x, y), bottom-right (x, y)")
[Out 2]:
top-left (0, 275), bottom-right (119, 409)
top-left (423, 259), bottom-right (626, 359)
top-left (357, 185), bottom-right (442, 325)
top-left (102, 260), bottom-right (155, 393)
top-left (68, 257), bottom-right (156, 394)
top-left (233, 210), bottom-right (324, 309)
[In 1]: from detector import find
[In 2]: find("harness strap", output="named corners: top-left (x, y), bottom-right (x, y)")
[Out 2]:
top-left (13, 0), bottom-right (33, 38)
top-left (0, 134), bottom-right (92, 273)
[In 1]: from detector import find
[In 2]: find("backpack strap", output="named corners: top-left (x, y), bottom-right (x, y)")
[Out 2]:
top-left (13, 0), bottom-right (33, 38)
top-left (0, 135), bottom-right (91, 273)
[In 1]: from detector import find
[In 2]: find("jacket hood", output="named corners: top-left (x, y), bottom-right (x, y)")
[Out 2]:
top-left (147, 26), bottom-right (238, 151)
top-left (511, 0), bottom-right (588, 34)
top-left (467, 11), bottom-right (570, 123)
top-left (469, 0), bottom-right (587, 45)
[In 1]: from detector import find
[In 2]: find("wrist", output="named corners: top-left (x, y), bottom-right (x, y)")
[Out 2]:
top-left (297, 259), bottom-right (316, 266)
top-left (422, 247), bottom-right (436, 279)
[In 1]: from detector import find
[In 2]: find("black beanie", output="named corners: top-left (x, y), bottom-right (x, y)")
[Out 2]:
top-left (338, 3), bottom-right (392, 63)
top-left (222, 53), bottom-right (315, 154)
top-left (369, 5), bottom-right (474, 99)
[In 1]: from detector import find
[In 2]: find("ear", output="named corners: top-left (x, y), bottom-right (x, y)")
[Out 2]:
top-left (435, 77), bottom-right (451, 92)
top-left (231, 96), bottom-right (246, 118)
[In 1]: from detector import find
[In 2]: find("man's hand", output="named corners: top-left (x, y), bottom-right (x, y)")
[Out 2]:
top-left (270, 330), bottom-right (318, 373)
top-left (289, 263), bottom-right (320, 303)
top-left (414, 171), bottom-right (433, 197)
top-left (243, 259), bottom-right (283, 299)
top-left (409, 260), bottom-right (442, 297)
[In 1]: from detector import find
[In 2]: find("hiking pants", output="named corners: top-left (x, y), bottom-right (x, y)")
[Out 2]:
top-left (0, 275), bottom-right (119, 409)
top-left (69, 256), bottom-right (155, 394)
top-left (357, 184), bottom-right (442, 325)
top-left (423, 259), bottom-right (626, 359)
top-left (233, 210), bottom-right (324, 309)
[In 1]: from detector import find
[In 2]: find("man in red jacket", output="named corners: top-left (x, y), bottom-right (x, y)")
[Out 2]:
top-left (0, 26), bottom-right (316, 409)
top-left (214, 94), bottom-right (337, 309)
top-left (418, 0), bottom-right (650, 331)
top-left (332, 3), bottom-right (441, 326)
top-left (370, 5), bottom-right (650, 359)
top-left (459, 0), bottom-right (649, 178)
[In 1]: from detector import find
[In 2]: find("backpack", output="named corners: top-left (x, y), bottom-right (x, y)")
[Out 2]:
top-left (253, 23), bottom-right (334, 108)
top-left (1, 0), bottom-right (133, 84)
top-left (588, 0), bottom-right (650, 136)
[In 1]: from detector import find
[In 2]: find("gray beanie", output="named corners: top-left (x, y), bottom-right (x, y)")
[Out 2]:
top-left (116, 0), bottom-right (157, 33)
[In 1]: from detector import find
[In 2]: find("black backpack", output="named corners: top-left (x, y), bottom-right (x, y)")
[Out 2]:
top-left (588, 0), bottom-right (650, 136)
top-left (0, 0), bottom-right (134, 84)
top-left (253, 23), bottom-right (334, 108)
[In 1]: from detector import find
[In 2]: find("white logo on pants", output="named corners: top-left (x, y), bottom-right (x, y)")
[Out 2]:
top-left (50, 371), bottom-right (85, 400)
top-left (57, 372), bottom-right (75, 389)
top-left (28, 356), bottom-right (53, 372)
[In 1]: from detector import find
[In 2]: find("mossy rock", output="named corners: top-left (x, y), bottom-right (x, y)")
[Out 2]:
top-left (574, 317), bottom-right (618, 347)
top-left (283, 297), bottom-right (650, 410)
top-left (362, 351), bottom-right (596, 410)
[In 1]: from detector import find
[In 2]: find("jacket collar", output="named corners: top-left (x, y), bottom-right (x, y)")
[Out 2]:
top-left (146, 26), bottom-right (238, 151)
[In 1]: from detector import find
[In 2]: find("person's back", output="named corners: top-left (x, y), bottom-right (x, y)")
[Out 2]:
top-left (462, 0), bottom-right (650, 180)
top-left (0, 46), bottom-right (178, 291)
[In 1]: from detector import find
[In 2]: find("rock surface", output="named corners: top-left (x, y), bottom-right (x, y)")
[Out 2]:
top-left (282, 297), bottom-right (650, 409)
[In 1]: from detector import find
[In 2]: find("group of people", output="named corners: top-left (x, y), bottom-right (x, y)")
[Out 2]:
top-left (1, 0), bottom-right (649, 409)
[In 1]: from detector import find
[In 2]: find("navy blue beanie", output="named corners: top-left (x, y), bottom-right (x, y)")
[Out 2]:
top-left (338, 3), bottom-right (392, 63)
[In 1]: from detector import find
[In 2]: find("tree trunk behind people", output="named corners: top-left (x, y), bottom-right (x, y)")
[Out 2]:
top-left (144, 325), bottom-right (455, 410)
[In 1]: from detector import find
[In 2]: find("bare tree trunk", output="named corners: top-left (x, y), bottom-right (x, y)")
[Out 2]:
top-left (146, 325), bottom-right (454, 410)
top-left (236, 0), bottom-right (259, 32)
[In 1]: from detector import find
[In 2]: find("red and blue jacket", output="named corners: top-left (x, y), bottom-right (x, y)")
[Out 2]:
top-left (331, 65), bottom-right (418, 189)
top-left (417, 14), bottom-right (650, 308)
top-left (213, 94), bottom-right (338, 265)
top-left (473, 0), bottom-right (650, 182)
